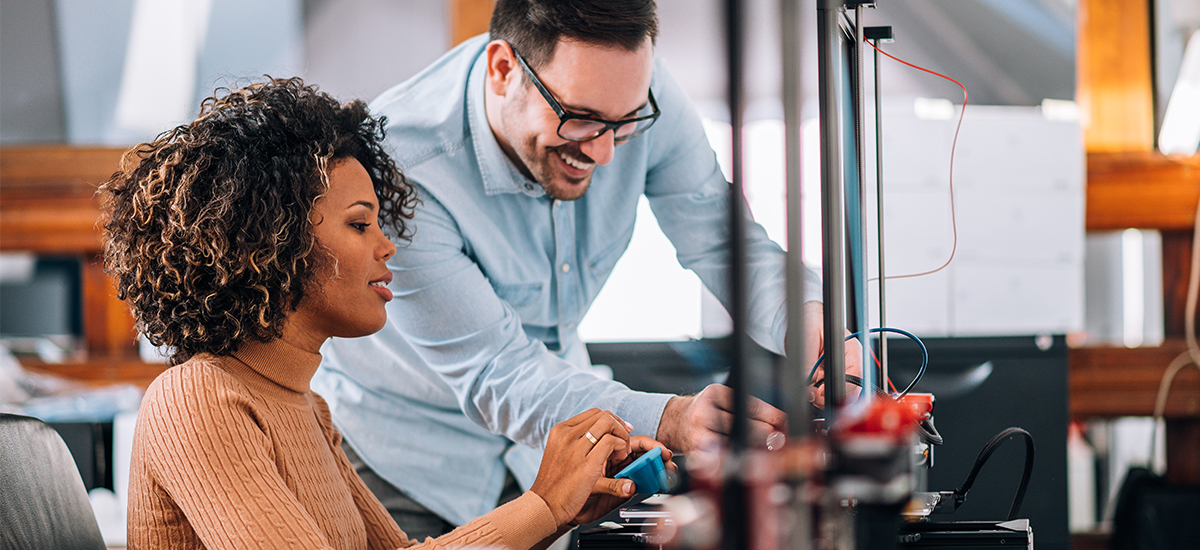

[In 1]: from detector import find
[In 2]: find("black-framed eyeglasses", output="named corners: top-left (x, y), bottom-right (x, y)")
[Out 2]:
top-left (509, 43), bottom-right (660, 143)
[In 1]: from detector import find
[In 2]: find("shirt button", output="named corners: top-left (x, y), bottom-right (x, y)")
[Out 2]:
top-left (561, 263), bottom-right (571, 273)
top-left (566, 322), bottom-right (575, 328)
top-left (554, 199), bottom-right (562, 207)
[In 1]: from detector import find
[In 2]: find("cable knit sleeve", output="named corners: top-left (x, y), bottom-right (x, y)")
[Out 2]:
top-left (313, 394), bottom-right (559, 550)
top-left (128, 356), bottom-right (560, 550)
top-left (405, 492), bottom-right (559, 550)
top-left (130, 363), bottom-right (341, 549)
top-left (314, 393), bottom-right (412, 548)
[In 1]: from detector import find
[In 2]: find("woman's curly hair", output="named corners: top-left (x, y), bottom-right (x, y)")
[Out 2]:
top-left (100, 77), bottom-right (416, 365)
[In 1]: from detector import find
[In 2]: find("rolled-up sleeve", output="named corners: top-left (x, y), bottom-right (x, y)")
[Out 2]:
top-left (387, 188), bottom-right (674, 447)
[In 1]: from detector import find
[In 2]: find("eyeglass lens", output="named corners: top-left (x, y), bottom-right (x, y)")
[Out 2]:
top-left (559, 116), bottom-right (653, 141)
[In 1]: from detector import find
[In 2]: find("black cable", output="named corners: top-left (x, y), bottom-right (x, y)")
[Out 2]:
top-left (917, 417), bottom-right (943, 446)
top-left (811, 374), bottom-right (889, 398)
top-left (807, 327), bottom-right (929, 397)
top-left (953, 427), bottom-right (1035, 520)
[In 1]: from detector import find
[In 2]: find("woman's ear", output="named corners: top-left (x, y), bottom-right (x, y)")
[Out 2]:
top-left (485, 40), bottom-right (519, 98)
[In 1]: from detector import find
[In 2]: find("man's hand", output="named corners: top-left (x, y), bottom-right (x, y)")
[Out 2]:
top-left (656, 384), bottom-right (787, 453)
top-left (654, 302), bottom-right (865, 452)
top-left (802, 300), bottom-right (864, 407)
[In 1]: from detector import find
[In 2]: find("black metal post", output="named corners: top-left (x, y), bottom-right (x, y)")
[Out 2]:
top-left (817, 0), bottom-right (847, 420)
top-left (722, 0), bottom-right (750, 548)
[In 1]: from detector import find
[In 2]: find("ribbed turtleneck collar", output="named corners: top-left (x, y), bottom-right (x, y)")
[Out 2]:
top-left (228, 338), bottom-right (322, 394)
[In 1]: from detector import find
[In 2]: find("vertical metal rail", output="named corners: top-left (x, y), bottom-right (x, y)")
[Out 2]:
top-left (781, 1), bottom-right (813, 548)
top-left (851, 3), bottom-right (873, 397)
top-left (841, 13), bottom-right (863, 344)
top-left (817, 0), bottom-right (847, 421)
top-left (780, 1), bottom-right (809, 436)
top-left (721, 0), bottom-right (750, 548)
top-left (873, 36), bottom-right (889, 391)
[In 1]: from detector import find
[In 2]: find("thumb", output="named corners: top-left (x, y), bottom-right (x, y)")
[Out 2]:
top-left (593, 477), bottom-right (636, 498)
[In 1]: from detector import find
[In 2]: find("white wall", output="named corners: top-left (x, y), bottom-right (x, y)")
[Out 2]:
top-left (303, 0), bottom-right (449, 103)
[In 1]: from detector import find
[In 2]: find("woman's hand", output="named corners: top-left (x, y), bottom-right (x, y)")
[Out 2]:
top-left (570, 436), bottom-right (675, 525)
top-left (530, 409), bottom-right (638, 527)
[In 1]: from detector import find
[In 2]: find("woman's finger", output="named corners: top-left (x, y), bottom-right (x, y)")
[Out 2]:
top-left (561, 408), bottom-right (605, 429)
top-left (582, 412), bottom-right (631, 447)
top-left (628, 435), bottom-right (669, 457)
top-left (608, 436), bottom-right (676, 476)
top-left (606, 410), bottom-right (634, 432)
top-left (586, 433), bottom-right (628, 468)
top-left (629, 436), bottom-right (676, 472)
top-left (593, 477), bottom-right (636, 498)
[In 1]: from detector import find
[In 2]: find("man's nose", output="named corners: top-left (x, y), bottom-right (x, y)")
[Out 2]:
top-left (579, 131), bottom-right (616, 166)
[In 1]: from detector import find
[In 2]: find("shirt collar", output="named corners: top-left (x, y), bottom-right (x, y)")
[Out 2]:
top-left (466, 51), bottom-right (545, 198)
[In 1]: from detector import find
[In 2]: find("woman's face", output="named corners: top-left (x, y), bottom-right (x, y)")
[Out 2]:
top-left (290, 157), bottom-right (397, 345)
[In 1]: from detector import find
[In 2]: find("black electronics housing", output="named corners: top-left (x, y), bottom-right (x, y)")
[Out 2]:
top-left (887, 335), bottom-right (1069, 550)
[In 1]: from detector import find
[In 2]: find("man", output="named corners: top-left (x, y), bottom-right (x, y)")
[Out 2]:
top-left (314, 0), bottom-right (859, 539)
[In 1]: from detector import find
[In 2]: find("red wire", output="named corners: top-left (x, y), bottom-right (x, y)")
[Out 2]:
top-left (865, 38), bottom-right (968, 281)
top-left (864, 342), bottom-right (900, 394)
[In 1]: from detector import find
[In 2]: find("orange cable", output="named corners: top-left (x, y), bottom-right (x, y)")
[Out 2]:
top-left (866, 38), bottom-right (968, 280)
top-left (864, 343), bottom-right (900, 394)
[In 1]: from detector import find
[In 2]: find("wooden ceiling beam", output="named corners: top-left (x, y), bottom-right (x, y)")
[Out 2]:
top-left (1086, 151), bottom-right (1200, 231)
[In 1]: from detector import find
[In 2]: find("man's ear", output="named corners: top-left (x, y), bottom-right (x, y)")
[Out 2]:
top-left (485, 40), bottom-right (519, 97)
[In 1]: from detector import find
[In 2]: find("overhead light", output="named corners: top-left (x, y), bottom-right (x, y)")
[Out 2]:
top-left (1158, 29), bottom-right (1200, 156)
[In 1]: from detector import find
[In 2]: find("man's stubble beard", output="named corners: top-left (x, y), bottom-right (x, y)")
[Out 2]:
top-left (528, 139), bottom-right (593, 201)
top-left (500, 90), bottom-right (593, 202)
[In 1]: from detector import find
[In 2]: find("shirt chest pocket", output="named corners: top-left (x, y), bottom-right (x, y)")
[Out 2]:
top-left (585, 233), bottom-right (632, 286)
top-left (490, 281), bottom-right (547, 313)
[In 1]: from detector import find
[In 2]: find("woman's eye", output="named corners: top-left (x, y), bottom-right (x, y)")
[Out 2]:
top-left (350, 222), bottom-right (370, 232)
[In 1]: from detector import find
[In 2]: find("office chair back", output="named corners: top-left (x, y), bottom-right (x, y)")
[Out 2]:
top-left (0, 413), bottom-right (106, 550)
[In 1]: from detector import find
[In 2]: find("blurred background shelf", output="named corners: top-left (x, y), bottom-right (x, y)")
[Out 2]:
top-left (1069, 339), bottom-right (1199, 418)
top-left (1, 145), bottom-right (137, 359)
top-left (17, 355), bottom-right (167, 390)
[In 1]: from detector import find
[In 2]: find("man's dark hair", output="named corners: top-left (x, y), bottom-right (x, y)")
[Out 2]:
top-left (489, 0), bottom-right (658, 70)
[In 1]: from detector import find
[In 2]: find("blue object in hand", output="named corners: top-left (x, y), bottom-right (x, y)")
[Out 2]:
top-left (614, 446), bottom-right (670, 494)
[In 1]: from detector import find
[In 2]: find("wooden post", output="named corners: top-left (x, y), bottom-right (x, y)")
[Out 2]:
top-left (448, 0), bottom-right (494, 48)
top-left (81, 253), bottom-right (138, 358)
top-left (1076, 0), bottom-right (1200, 516)
top-left (1077, 0), bottom-right (1155, 152)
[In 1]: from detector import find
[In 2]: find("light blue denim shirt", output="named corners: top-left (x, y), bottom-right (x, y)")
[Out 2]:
top-left (313, 35), bottom-right (820, 526)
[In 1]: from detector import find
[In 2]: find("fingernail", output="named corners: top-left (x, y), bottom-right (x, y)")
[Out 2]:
top-left (624, 421), bottom-right (634, 431)
top-left (623, 480), bottom-right (634, 494)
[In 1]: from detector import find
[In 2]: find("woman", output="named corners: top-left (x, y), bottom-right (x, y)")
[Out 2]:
top-left (102, 77), bottom-right (666, 549)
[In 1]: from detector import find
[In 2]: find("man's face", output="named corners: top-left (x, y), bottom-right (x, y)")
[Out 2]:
top-left (490, 38), bottom-right (654, 201)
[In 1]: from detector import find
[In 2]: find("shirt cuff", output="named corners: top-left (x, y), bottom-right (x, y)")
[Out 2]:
top-left (614, 391), bottom-right (674, 441)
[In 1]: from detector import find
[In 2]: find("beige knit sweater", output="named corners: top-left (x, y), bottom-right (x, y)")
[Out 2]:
top-left (127, 338), bottom-right (558, 549)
